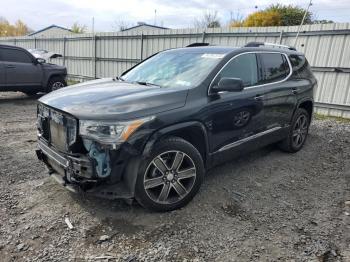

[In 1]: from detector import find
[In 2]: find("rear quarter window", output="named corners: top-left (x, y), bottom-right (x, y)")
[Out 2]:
top-left (259, 53), bottom-right (290, 84)
top-left (289, 54), bottom-right (312, 79)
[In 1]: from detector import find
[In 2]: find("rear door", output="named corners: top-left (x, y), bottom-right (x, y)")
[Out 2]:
top-left (257, 52), bottom-right (297, 129)
top-left (0, 47), bottom-right (42, 88)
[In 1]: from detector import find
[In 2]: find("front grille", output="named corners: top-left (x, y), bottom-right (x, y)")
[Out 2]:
top-left (50, 119), bottom-right (67, 151)
top-left (37, 103), bottom-right (77, 152)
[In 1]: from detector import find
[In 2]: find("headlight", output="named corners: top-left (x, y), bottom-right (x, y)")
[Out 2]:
top-left (79, 116), bottom-right (154, 144)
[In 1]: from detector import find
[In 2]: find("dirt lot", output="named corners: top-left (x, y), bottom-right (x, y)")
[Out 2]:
top-left (0, 92), bottom-right (349, 262)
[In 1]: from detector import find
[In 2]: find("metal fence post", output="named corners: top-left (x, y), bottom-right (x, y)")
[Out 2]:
top-left (94, 35), bottom-right (97, 79)
top-left (34, 37), bottom-right (37, 48)
top-left (202, 31), bottom-right (206, 43)
top-left (279, 30), bottom-right (284, 44)
top-left (63, 37), bottom-right (66, 66)
top-left (14, 38), bottom-right (16, 46)
top-left (140, 33), bottom-right (144, 61)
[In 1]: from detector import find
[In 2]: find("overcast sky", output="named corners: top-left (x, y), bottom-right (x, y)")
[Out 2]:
top-left (1, 0), bottom-right (349, 32)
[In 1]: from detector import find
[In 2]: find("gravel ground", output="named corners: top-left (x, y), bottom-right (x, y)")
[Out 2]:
top-left (0, 91), bottom-right (349, 262)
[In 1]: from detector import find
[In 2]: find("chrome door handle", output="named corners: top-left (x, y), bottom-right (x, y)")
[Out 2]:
top-left (292, 88), bottom-right (299, 94)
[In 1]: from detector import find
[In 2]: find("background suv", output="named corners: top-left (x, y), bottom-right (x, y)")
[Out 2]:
top-left (0, 44), bottom-right (67, 95)
top-left (36, 42), bottom-right (316, 212)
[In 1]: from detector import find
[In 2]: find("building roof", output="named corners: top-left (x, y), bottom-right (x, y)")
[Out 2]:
top-left (28, 25), bottom-right (72, 36)
top-left (122, 22), bottom-right (169, 31)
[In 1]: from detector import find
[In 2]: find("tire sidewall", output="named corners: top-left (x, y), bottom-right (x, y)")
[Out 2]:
top-left (289, 108), bottom-right (310, 152)
top-left (48, 77), bottom-right (66, 92)
top-left (135, 138), bottom-right (205, 212)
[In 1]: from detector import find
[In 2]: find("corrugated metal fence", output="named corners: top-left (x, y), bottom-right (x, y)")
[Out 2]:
top-left (1, 23), bottom-right (350, 118)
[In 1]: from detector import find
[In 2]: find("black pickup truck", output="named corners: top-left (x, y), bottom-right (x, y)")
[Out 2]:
top-left (0, 44), bottom-right (67, 95)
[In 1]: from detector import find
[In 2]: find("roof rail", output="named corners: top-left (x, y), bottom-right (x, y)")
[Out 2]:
top-left (245, 42), bottom-right (296, 51)
top-left (186, 43), bottom-right (210, 47)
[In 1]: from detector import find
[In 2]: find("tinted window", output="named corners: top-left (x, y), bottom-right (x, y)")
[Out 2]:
top-left (260, 53), bottom-right (289, 83)
top-left (0, 48), bottom-right (33, 63)
top-left (289, 54), bottom-right (311, 78)
top-left (218, 53), bottom-right (259, 87)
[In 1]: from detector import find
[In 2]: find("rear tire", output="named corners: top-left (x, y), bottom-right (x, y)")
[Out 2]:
top-left (47, 76), bottom-right (67, 92)
top-left (278, 108), bottom-right (310, 153)
top-left (135, 137), bottom-right (205, 212)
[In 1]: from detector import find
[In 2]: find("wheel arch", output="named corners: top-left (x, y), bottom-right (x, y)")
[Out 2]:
top-left (142, 121), bottom-right (210, 167)
top-left (45, 74), bottom-right (66, 91)
top-left (297, 98), bottom-right (314, 119)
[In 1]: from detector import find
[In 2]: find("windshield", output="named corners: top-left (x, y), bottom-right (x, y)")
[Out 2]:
top-left (121, 51), bottom-right (225, 88)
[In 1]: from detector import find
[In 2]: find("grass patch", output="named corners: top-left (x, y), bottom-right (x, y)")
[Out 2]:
top-left (314, 113), bottom-right (350, 123)
top-left (67, 80), bottom-right (80, 86)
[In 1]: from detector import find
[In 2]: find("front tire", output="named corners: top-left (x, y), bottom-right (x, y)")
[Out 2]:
top-left (135, 137), bottom-right (205, 212)
top-left (47, 76), bottom-right (67, 92)
top-left (278, 108), bottom-right (310, 153)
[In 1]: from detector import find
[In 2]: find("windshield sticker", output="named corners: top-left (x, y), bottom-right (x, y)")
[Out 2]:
top-left (201, 54), bottom-right (225, 59)
top-left (175, 80), bottom-right (191, 86)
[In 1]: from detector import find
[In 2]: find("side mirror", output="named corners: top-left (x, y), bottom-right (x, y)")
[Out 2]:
top-left (213, 77), bottom-right (244, 93)
top-left (35, 58), bottom-right (46, 64)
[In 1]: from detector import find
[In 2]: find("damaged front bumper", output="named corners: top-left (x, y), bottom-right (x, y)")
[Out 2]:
top-left (36, 139), bottom-right (135, 200)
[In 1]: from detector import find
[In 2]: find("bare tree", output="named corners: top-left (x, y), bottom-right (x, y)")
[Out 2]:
top-left (227, 11), bottom-right (244, 27)
top-left (111, 20), bottom-right (134, 32)
top-left (194, 11), bottom-right (221, 28)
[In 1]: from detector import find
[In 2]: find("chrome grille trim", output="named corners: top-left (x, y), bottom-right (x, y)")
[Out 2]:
top-left (38, 140), bottom-right (69, 168)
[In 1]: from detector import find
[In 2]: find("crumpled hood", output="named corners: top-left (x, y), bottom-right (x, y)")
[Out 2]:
top-left (39, 78), bottom-right (189, 120)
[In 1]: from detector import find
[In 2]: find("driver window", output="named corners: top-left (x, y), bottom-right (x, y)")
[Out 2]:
top-left (218, 53), bottom-right (259, 87)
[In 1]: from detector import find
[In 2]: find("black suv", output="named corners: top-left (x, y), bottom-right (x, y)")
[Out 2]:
top-left (0, 44), bottom-right (67, 95)
top-left (36, 43), bottom-right (316, 211)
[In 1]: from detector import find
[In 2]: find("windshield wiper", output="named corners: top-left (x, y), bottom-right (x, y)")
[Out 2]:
top-left (133, 81), bottom-right (160, 87)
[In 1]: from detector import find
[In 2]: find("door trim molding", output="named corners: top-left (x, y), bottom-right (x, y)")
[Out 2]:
top-left (216, 126), bottom-right (282, 153)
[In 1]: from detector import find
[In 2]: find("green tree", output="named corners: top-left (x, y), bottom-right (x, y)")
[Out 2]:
top-left (230, 4), bottom-right (317, 28)
top-left (266, 4), bottom-right (312, 26)
top-left (71, 22), bottom-right (87, 34)
top-left (243, 10), bottom-right (281, 27)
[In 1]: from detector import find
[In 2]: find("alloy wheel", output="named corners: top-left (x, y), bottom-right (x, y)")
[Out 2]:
top-left (292, 114), bottom-right (308, 147)
top-left (51, 82), bottom-right (65, 91)
top-left (143, 151), bottom-right (197, 205)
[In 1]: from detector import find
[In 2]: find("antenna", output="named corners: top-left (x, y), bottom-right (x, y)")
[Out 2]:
top-left (294, 0), bottom-right (312, 47)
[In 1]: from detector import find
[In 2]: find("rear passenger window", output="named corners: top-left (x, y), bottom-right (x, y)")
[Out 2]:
top-left (0, 48), bottom-right (33, 63)
top-left (218, 53), bottom-right (259, 87)
top-left (260, 53), bottom-right (290, 83)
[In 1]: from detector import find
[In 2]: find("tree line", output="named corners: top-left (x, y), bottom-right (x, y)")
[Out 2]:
top-left (195, 4), bottom-right (333, 28)
top-left (0, 4), bottom-right (334, 37)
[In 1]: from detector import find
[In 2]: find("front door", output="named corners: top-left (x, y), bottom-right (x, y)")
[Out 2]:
top-left (0, 47), bottom-right (42, 88)
top-left (0, 60), bottom-right (5, 88)
top-left (205, 53), bottom-right (265, 154)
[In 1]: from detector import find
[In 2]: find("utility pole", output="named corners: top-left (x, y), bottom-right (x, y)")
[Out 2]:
top-left (92, 17), bottom-right (95, 34)
top-left (294, 0), bottom-right (312, 47)
top-left (154, 9), bottom-right (157, 26)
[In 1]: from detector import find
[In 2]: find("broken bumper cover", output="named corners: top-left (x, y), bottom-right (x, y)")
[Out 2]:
top-left (36, 139), bottom-right (133, 199)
